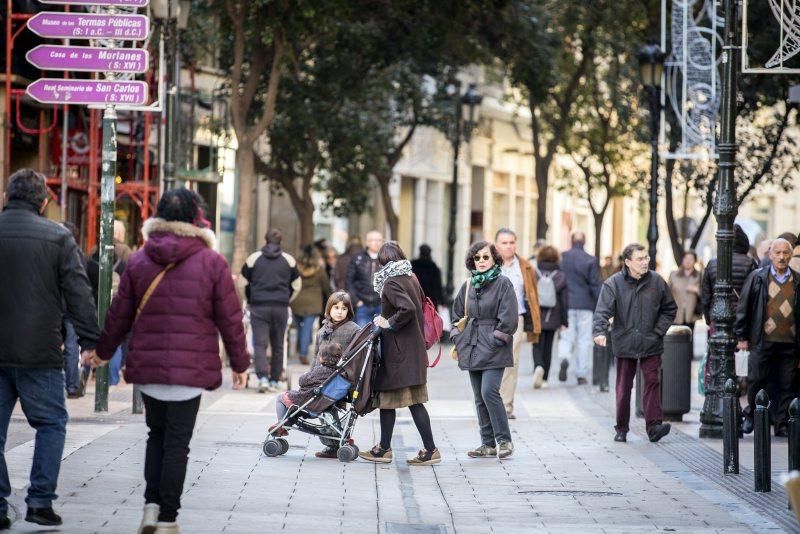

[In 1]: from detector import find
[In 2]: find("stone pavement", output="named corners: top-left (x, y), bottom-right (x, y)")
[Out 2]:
top-left (0, 346), bottom-right (797, 533)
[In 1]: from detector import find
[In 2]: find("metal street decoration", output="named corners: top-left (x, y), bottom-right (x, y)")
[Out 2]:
top-left (742, 0), bottom-right (800, 73)
top-left (27, 79), bottom-right (149, 105)
top-left (38, 0), bottom-right (148, 6)
top-left (27, 45), bottom-right (148, 73)
top-left (27, 12), bottom-right (149, 40)
top-left (662, 0), bottom-right (722, 159)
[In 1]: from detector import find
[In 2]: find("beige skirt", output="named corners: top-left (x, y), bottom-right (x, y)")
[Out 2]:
top-left (378, 384), bottom-right (429, 409)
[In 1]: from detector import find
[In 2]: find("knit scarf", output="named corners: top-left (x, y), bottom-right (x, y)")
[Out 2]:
top-left (373, 259), bottom-right (412, 296)
top-left (470, 264), bottom-right (502, 289)
top-left (318, 318), bottom-right (343, 341)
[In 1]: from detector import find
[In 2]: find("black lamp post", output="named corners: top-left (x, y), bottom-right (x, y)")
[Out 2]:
top-left (445, 82), bottom-right (482, 302)
top-left (637, 42), bottom-right (666, 272)
top-left (700, 0), bottom-right (739, 456)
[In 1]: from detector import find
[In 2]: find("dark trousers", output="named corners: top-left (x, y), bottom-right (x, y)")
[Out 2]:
top-left (615, 355), bottom-right (662, 433)
top-left (468, 368), bottom-right (511, 446)
top-left (0, 368), bottom-right (67, 512)
top-left (532, 330), bottom-right (557, 380)
top-left (746, 341), bottom-right (797, 426)
top-left (250, 305), bottom-right (288, 381)
top-left (142, 394), bottom-right (201, 523)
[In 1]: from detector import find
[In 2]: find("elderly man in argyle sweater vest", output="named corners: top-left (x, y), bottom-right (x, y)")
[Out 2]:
top-left (735, 238), bottom-right (800, 437)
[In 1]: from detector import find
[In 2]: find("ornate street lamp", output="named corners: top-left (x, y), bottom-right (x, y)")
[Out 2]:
top-left (444, 82), bottom-right (483, 302)
top-left (152, 0), bottom-right (191, 192)
top-left (700, 0), bottom-right (740, 461)
top-left (637, 42), bottom-right (666, 272)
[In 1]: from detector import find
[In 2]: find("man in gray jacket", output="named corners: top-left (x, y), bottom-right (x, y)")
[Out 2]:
top-left (593, 243), bottom-right (677, 443)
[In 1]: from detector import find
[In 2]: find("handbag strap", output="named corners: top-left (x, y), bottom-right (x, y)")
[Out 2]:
top-left (135, 263), bottom-right (176, 322)
top-left (463, 281), bottom-right (469, 317)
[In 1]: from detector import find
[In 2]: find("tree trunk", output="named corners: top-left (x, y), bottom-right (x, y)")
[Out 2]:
top-left (593, 210), bottom-right (605, 259)
top-left (298, 180), bottom-right (315, 248)
top-left (535, 158), bottom-right (550, 240)
top-left (232, 143), bottom-right (256, 273)
top-left (376, 174), bottom-right (399, 240)
top-left (663, 159), bottom-right (683, 265)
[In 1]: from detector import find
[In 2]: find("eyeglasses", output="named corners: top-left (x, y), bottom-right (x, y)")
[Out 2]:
top-left (473, 254), bottom-right (492, 262)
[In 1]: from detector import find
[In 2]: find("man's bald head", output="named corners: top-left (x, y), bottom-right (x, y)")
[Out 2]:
top-left (572, 232), bottom-right (586, 245)
top-left (365, 231), bottom-right (384, 254)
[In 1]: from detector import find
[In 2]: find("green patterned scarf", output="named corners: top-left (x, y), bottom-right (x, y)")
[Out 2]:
top-left (470, 264), bottom-right (502, 289)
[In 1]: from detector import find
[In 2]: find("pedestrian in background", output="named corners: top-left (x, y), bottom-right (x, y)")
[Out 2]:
top-left (790, 232), bottom-right (800, 273)
top-left (346, 231), bottom-right (384, 326)
top-left (593, 243), bottom-right (677, 444)
top-left (291, 245), bottom-right (332, 365)
top-left (559, 232), bottom-right (602, 385)
top-left (668, 250), bottom-right (702, 333)
top-left (735, 237), bottom-right (800, 437)
top-left (0, 169), bottom-right (99, 528)
top-left (93, 188), bottom-right (249, 534)
top-left (334, 235), bottom-right (362, 292)
top-left (324, 247), bottom-right (338, 290)
top-left (451, 240), bottom-right (519, 458)
top-left (532, 245), bottom-right (569, 389)
top-left (62, 221), bottom-right (89, 398)
top-left (358, 242), bottom-right (440, 466)
top-left (241, 228), bottom-right (301, 392)
top-left (701, 224), bottom-right (757, 326)
top-left (411, 244), bottom-right (444, 307)
top-left (495, 228), bottom-right (541, 419)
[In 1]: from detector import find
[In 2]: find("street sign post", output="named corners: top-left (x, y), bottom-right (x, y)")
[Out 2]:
top-left (27, 12), bottom-right (149, 40)
top-left (27, 45), bottom-right (148, 73)
top-left (27, 79), bottom-right (149, 105)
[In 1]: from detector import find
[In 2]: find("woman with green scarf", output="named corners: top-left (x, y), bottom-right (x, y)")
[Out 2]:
top-left (450, 240), bottom-right (519, 459)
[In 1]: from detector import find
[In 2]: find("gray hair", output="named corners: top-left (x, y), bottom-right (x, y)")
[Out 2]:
top-left (622, 243), bottom-right (646, 261)
top-left (7, 169), bottom-right (48, 206)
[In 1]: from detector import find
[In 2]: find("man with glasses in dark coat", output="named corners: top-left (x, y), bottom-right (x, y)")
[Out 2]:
top-left (593, 243), bottom-right (677, 444)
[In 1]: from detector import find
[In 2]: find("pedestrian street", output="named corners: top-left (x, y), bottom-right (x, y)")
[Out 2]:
top-left (0, 347), bottom-right (793, 533)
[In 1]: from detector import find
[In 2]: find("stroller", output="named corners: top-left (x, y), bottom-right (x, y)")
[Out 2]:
top-left (262, 324), bottom-right (381, 462)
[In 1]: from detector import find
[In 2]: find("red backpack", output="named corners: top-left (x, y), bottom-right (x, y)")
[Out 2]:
top-left (417, 279), bottom-right (444, 367)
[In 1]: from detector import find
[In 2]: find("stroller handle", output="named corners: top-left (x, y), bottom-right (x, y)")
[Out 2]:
top-left (369, 324), bottom-right (382, 340)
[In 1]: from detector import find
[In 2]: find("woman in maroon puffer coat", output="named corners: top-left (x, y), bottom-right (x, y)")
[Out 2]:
top-left (93, 188), bottom-right (249, 534)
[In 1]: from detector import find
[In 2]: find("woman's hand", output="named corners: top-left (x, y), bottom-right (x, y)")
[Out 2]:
top-left (373, 316), bottom-right (390, 329)
top-left (232, 371), bottom-right (249, 390)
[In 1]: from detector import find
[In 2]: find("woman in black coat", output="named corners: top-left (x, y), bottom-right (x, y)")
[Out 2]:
top-left (358, 242), bottom-right (440, 466)
top-left (532, 246), bottom-right (568, 388)
top-left (451, 240), bottom-right (519, 459)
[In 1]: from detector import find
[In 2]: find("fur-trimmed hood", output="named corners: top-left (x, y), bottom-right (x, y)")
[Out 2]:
top-left (142, 217), bottom-right (218, 266)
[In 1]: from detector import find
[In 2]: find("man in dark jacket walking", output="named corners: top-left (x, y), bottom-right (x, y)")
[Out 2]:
top-left (593, 243), bottom-right (677, 443)
top-left (0, 169), bottom-right (100, 528)
top-left (241, 229), bottom-right (301, 393)
top-left (735, 238), bottom-right (800, 436)
top-left (411, 244), bottom-right (444, 307)
top-left (559, 232), bottom-right (603, 384)
top-left (346, 230), bottom-right (384, 326)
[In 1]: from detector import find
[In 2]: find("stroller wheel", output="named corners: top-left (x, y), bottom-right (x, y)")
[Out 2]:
top-left (263, 439), bottom-right (282, 457)
top-left (277, 438), bottom-right (290, 455)
top-left (337, 444), bottom-right (357, 463)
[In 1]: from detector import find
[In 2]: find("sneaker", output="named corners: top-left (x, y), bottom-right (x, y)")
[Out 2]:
top-left (614, 431), bottom-right (627, 442)
top-left (154, 522), bottom-right (180, 534)
top-left (558, 359), bottom-right (569, 382)
top-left (257, 377), bottom-right (269, 393)
top-left (498, 440), bottom-right (514, 459)
top-left (0, 514), bottom-right (9, 530)
top-left (467, 444), bottom-right (497, 458)
top-left (137, 503), bottom-right (159, 534)
top-left (648, 423), bottom-right (671, 443)
top-left (506, 412), bottom-right (516, 420)
top-left (358, 445), bottom-right (393, 463)
top-left (533, 366), bottom-right (545, 389)
top-left (577, 377), bottom-right (588, 385)
top-left (66, 390), bottom-right (81, 399)
top-left (315, 446), bottom-right (338, 459)
top-left (268, 380), bottom-right (282, 392)
top-left (407, 448), bottom-right (441, 465)
top-left (25, 507), bottom-right (62, 526)
top-left (541, 382), bottom-right (549, 389)
top-left (298, 355), bottom-right (310, 365)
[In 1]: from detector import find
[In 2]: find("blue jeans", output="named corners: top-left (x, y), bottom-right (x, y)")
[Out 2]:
top-left (294, 314), bottom-right (319, 358)
top-left (109, 345), bottom-right (124, 386)
top-left (558, 309), bottom-right (595, 379)
top-left (0, 367), bottom-right (68, 512)
top-left (354, 304), bottom-right (381, 327)
top-left (62, 319), bottom-right (81, 393)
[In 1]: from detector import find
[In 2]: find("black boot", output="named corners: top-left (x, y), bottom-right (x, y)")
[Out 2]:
top-left (0, 513), bottom-right (10, 530)
top-left (25, 507), bottom-right (62, 526)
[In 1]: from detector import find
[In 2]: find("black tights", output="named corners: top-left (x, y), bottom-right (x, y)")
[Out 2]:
top-left (379, 404), bottom-right (436, 451)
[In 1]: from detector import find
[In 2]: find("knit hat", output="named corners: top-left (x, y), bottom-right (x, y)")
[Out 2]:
top-left (733, 224), bottom-right (750, 254)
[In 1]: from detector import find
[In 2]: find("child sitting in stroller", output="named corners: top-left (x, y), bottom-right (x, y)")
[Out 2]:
top-left (271, 342), bottom-right (343, 456)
